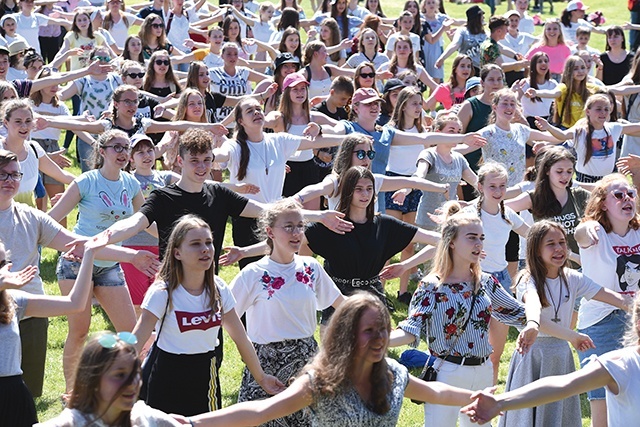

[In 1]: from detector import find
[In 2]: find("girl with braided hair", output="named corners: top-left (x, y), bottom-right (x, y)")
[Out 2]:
top-left (461, 162), bottom-right (531, 385)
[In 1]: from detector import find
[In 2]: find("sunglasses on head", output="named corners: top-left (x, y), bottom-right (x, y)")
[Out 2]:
top-left (611, 190), bottom-right (636, 200)
top-left (359, 72), bottom-right (375, 79)
top-left (155, 59), bottom-right (170, 66)
top-left (353, 149), bottom-right (376, 160)
top-left (0, 259), bottom-right (9, 269)
top-left (125, 72), bottom-right (145, 79)
top-left (97, 331), bottom-right (138, 349)
top-left (151, 23), bottom-right (164, 29)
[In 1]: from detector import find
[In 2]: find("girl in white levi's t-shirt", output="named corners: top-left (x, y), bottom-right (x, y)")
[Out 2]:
top-left (133, 215), bottom-right (285, 417)
top-left (230, 199), bottom-right (343, 427)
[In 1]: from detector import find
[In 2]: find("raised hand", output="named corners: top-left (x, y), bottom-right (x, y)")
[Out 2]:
top-left (0, 263), bottom-right (38, 290)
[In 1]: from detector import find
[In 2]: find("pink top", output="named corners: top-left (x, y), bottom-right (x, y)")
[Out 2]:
top-left (432, 84), bottom-right (466, 110)
top-left (526, 44), bottom-right (572, 75)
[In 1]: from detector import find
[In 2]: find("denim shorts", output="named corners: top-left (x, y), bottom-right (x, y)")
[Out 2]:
top-left (384, 171), bottom-right (422, 213)
top-left (56, 257), bottom-right (126, 287)
top-left (487, 268), bottom-right (513, 294)
top-left (578, 309), bottom-right (629, 400)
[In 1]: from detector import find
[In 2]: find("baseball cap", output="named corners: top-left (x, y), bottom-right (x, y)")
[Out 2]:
top-left (130, 133), bottom-right (153, 149)
top-left (382, 78), bottom-right (405, 94)
top-left (465, 76), bottom-right (481, 95)
top-left (274, 52), bottom-right (301, 70)
top-left (282, 72), bottom-right (309, 90)
top-left (504, 9), bottom-right (521, 19)
top-left (466, 5), bottom-right (484, 19)
top-left (566, 0), bottom-right (588, 12)
top-left (352, 88), bottom-right (382, 104)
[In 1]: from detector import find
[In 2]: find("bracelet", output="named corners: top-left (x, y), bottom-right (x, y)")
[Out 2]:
top-left (297, 194), bottom-right (305, 204)
top-left (188, 418), bottom-right (195, 427)
top-left (317, 126), bottom-right (323, 137)
top-left (526, 319), bottom-right (540, 327)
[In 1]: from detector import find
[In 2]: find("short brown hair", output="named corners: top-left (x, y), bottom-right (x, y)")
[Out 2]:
top-left (179, 128), bottom-right (214, 158)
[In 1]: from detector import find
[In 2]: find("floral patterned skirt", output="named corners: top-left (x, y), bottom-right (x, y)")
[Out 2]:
top-left (238, 336), bottom-right (318, 427)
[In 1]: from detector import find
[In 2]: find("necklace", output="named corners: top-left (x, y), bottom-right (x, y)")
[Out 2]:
top-left (545, 280), bottom-right (563, 323)
top-left (250, 141), bottom-right (270, 175)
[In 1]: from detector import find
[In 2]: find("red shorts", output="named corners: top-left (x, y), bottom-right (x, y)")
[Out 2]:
top-left (122, 245), bottom-right (159, 305)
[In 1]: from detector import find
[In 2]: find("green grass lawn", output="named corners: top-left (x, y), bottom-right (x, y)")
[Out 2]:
top-left (34, 0), bottom-right (633, 424)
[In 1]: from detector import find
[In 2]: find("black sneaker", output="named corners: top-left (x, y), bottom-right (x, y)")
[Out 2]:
top-left (397, 291), bottom-right (413, 305)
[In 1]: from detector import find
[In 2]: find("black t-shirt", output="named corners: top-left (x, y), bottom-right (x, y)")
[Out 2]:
top-left (305, 214), bottom-right (417, 279)
top-left (204, 92), bottom-right (227, 123)
top-left (138, 5), bottom-right (164, 19)
top-left (600, 52), bottom-right (634, 86)
top-left (312, 101), bottom-right (348, 121)
top-left (140, 183), bottom-right (249, 265)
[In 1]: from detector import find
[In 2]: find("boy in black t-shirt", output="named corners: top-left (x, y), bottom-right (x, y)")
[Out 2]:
top-left (312, 76), bottom-right (354, 185)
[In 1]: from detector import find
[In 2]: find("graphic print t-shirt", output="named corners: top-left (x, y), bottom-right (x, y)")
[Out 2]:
top-left (142, 277), bottom-right (236, 354)
top-left (575, 122), bottom-right (622, 177)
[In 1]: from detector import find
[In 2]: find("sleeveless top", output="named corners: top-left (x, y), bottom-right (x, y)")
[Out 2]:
top-left (286, 123), bottom-right (314, 162)
top-left (465, 96), bottom-right (491, 171)
top-left (306, 65), bottom-right (333, 99)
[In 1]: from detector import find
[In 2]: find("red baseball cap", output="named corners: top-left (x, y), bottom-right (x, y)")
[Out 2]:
top-left (352, 88), bottom-right (382, 104)
top-left (282, 72), bottom-right (309, 90)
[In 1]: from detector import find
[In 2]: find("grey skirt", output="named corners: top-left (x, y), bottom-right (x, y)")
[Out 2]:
top-left (238, 336), bottom-right (318, 427)
top-left (498, 336), bottom-right (581, 427)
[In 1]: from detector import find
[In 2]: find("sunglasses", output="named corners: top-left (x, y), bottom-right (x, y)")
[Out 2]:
top-left (155, 59), bottom-right (170, 66)
top-left (151, 23), bottom-right (164, 29)
top-left (97, 331), bottom-right (138, 349)
top-left (0, 171), bottom-right (23, 181)
top-left (359, 72), bottom-right (375, 79)
top-left (611, 190), bottom-right (636, 200)
top-left (0, 259), bottom-right (9, 269)
top-left (125, 72), bottom-right (145, 79)
top-left (94, 55), bottom-right (111, 62)
top-left (103, 144), bottom-right (131, 153)
top-left (353, 149), bottom-right (376, 160)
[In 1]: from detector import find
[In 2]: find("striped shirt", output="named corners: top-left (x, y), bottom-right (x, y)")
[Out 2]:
top-left (398, 273), bottom-right (526, 358)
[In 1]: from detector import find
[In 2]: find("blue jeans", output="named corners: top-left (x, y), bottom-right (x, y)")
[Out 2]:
top-left (577, 309), bottom-right (629, 400)
top-left (487, 268), bottom-right (513, 294)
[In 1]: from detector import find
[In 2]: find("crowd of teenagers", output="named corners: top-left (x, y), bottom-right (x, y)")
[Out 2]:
top-left (3, 0), bottom-right (640, 425)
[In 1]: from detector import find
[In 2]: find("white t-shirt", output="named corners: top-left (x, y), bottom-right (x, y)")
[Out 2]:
top-left (386, 126), bottom-right (425, 175)
top-left (202, 51), bottom-right (223, 69)
top-left (163, 6), bottom-right (198, 53)
top-left (142, 278), bottom-right (236, 354)
top-left (10, 12), bottom-right (48, 54)
top-left (500, 32), bottom-right (538, 69)
top-left (597, 347), bottom-right (640, 426)
top-left (223, 132), bottom-right (302, 203)
top-left (515, 180), bottom-right (535, 260)
top-left (230, 255), bottom-right (341, 344)
top-left (520, 79), bottom-right (558, 117)
top-left (578, 225), bottom-right (640, 329)
top-left (0, 140), bottom-right (45, 200)
top-left (480, 123), bottom-right (531, 187)
top-left (209, 66), bottom-right (251, 122)
top-left (463, 204), bottom-right (524, 272)
top-left (518, 13), bottom-right (535, 35)
top-left (35, 400), bottom-right (182, 426)
top-left (516, 268), bottom-right (601, 336)
top-left (252, 21), bottom-right (274, 44)
top-left (107, 12), bottom-right (139, 48)
top-left (31, 102), bottom-right (71, 141)
top-left (561, 20), bottom-right (596, 45)
top-left (385, 32), bottom-right (421, 58)
top-left (574, 122), bottom-right (622, 178)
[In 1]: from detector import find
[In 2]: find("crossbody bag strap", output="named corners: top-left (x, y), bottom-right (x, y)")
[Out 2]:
top-left (155, 292), bottom-right (170, 341)
top-left (422, 289), bottom-right (479, 374)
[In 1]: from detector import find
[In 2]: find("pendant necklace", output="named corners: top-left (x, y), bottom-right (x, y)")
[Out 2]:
top-left (251, 141), bottom-right (269, 175)
top-left (545, 281), bottom-right (563, 323)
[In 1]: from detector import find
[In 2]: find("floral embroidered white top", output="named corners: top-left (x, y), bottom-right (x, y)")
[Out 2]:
top-left (230, 255), bottom-right (341, 344)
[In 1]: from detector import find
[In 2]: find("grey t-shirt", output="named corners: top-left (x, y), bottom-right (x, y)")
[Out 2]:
top-left (0, 291), bottom-right (27, 376)
top-left (0, 201), bottom-right (62, 295)
top-left (416, 149), bottom-right (470, 231)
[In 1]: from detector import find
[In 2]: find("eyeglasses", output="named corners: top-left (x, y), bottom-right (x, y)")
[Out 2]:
top-left (0, 171), bottom-right (23, 181)
top-left (155, 59), bottom-right (170, 66)
top-left (611, 190), bottom-right (636, 200)
top-left (98, 331), bottom-right (138, 349)
top-left (125, 72), bottom-right (145, 79)
top-left (353, 149), bottom-right (376, 160)
top-left (118, 98), bottom-right (139, 107)
top-left (0, 259), bottom-right (9, 269)
top-left (279, 225), bottom-right (307, 234)
top-left (151, 23), bottom-right (164, 29)
top-left (359, 72), bottom-right (375, 79)
top-left (103, 144), bottom-right (131, 153)
top-left (94, 55), bottom-right (111, 62)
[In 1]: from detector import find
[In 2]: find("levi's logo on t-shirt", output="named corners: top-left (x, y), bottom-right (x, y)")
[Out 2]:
top-left (175, 310), bottom-right (222, 332)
